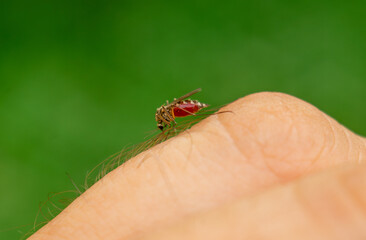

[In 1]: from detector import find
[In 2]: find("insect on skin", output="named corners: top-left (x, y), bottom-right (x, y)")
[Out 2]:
top-left (155, 88), bottom-right (209, 131)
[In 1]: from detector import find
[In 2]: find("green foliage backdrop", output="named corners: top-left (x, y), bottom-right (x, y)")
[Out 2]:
top-left (0, 0), bottom-right (365, 238)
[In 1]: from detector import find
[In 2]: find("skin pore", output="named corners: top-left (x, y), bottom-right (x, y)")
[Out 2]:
top-left (29, 92), bottom-right (366, 240)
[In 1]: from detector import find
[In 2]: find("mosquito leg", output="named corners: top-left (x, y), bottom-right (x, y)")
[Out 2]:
top-left (212, 110), bottom-right (234, 116)
top-left (156, 114), bottom-right (171, 125)
top-left (159, 107), bottom-right (176, 124)
top-left (176, 106), bottom-right (196, 116)
top-left (172, 122), bottom-right (177, 133)
top-left (163, 109), bottom-right (177, 124)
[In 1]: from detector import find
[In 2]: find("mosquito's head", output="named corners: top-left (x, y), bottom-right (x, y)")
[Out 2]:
top-left (158, 124), bottom-right (164, 131)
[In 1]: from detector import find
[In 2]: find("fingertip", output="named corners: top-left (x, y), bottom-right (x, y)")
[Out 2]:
top-left (215, 92), bottom-right (365, 179)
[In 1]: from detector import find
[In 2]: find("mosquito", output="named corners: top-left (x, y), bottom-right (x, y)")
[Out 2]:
top-left (155, 88), bottom-right (209, 131)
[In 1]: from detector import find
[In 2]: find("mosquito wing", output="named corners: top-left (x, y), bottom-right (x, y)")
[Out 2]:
top-left (170, 88), bottom-right (202, 105)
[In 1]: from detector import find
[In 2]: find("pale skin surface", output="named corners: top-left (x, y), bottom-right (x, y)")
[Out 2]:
top-left (29, 92), bottom-right (366, 240)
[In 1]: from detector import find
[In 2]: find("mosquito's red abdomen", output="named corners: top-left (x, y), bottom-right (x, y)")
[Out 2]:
top-left (173, 103), bottom-right (200, 117)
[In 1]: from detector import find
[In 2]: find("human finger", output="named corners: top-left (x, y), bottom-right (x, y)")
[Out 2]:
top-left (29, 92), bottom-right (366, 240)
top-left (136, 163), bottom-right (366, 240)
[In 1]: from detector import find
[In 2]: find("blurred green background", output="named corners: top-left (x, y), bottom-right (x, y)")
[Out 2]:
top-left (0, 0), bottom-right (365, 238)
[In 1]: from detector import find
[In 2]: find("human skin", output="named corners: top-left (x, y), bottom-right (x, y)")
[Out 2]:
top-left (29, 92), bottom-right (366, 240)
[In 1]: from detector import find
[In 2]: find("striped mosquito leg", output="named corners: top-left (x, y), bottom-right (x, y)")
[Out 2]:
top-left (163, 108), bottom-right (176, 124)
